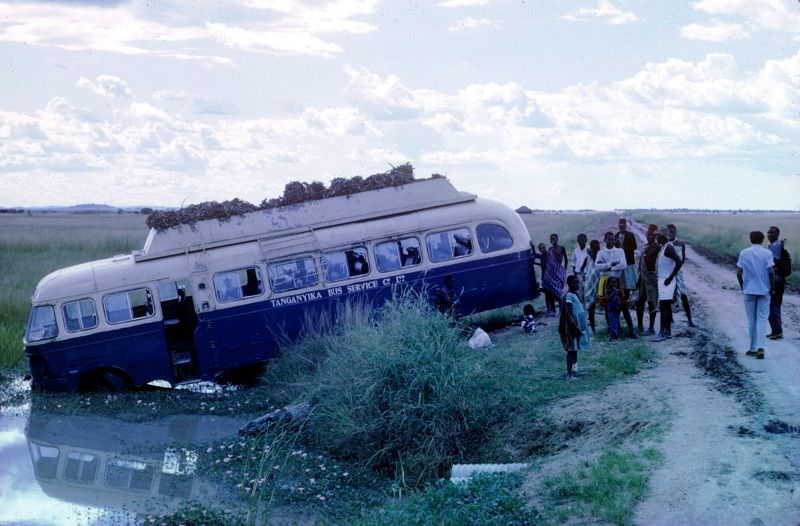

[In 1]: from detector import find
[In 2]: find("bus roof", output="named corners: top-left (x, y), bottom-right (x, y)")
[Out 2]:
top-left (137, 177), bottom-right (475, 262)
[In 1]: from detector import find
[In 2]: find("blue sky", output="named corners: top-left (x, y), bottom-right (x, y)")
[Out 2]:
top-left (0, 0), bottom-right (798, 210)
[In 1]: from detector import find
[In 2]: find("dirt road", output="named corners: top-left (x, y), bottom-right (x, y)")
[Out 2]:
top-left (632, 226), bottom-right (800, 525)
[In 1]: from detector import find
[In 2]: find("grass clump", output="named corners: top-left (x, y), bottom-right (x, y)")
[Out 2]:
top-left (541, 448), bottom-right (661, 525)
top-left (274, 292), bottom-right (508, 487)
top-left (360, 473), bottom-right (535, 526)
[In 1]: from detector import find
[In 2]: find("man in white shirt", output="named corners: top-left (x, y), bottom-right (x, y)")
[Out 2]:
top-left (595, 232), bottom-right (636, 339)
top-left (736, 231), bottom-right (775, 359)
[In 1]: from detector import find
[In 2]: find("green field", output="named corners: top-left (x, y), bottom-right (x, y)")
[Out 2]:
top-left (0, 213), bottom-right (149, 370)
top-left (631, 212), bottom-right (800, 288)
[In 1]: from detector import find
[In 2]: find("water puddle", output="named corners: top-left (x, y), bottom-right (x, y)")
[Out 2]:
top-left (0, 405), bottom-right (247, 525)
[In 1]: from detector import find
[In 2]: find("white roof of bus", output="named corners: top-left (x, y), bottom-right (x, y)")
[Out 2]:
top-left (138, 177), bottom-right (475, 261)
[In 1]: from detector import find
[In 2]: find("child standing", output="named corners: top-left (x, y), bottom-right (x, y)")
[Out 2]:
top-left (559, 275), bottom-right (591, 380)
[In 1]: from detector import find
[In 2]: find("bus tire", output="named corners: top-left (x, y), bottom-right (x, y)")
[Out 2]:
top-left (80, 370), bottom-right (130, 392)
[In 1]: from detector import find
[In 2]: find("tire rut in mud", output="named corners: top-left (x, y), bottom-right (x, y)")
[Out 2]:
top-left (687, 328), bottom-right (764, 414)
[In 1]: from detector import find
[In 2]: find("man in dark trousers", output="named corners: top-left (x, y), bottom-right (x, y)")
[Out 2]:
top-left (616, 218), bottom-right (638, 299)
top-left (667, 224), bottom-right (696, 327)
top-left (767, 226), bottom-right (785, 340)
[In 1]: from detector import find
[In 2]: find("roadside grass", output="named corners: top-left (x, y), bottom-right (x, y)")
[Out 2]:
top-left (633, 212), bottom-right (800, 289)
top-left (196, 295), bottom-right (658, 524)
top-left (520, 211), bottom-right (617, 249)
top-left (539, 448), bottom-right (662, 526)
top-left (0, 213), bottom-right (148, 370)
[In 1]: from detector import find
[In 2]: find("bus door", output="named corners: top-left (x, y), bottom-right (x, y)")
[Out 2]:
top-left (157, 280), bottom-right (199, 383)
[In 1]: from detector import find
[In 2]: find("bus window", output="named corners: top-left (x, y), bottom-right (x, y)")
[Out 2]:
top-left (214, 267), bottom-right (264, 303)
top-left (26, 305), bottom-right (58, 342)
top-left (323, 247), bottom-right (369, 282)
top-left (29, 442), bottom-right (60, 480)
top-left (268, 257), bottom-right (319, 292)
top-left (426, 228), bottom-right (472, 262)
top-left (62, 299), bottom-right (98, 332)
top-left (64, 452), bottom-right (99, 483)
top-left (106, 458), bottom-right (155, 490)
top-left (477, 224), bottom-right (514, 253)
top-left (375, 238), bottom-right (421, 272)
top-left (103, 289), bottom-right (154, 325)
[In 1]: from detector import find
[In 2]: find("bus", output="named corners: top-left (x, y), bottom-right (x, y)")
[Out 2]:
top-left (24, 178), bottom-right (539, 391)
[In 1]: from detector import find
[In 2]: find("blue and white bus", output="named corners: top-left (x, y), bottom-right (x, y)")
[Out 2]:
top-left (24, 178), bottom-right (539, 391)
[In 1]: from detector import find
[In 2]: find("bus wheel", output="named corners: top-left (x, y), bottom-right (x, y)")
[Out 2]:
top-left (80, 370), bottom-right (129, 392)
top-left (98, 371), bottom-right (128, 392)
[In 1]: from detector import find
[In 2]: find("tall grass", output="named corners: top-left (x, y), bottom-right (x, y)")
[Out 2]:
top-left (0, 214), bottom-right (149, 370)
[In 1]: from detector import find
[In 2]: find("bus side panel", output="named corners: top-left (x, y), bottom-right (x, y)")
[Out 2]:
top-left (424, 249), bottom-right (536, 315)
top-left (25, 321), bottom-right (172, 391)
top-left (193, 249), bottom-right (536, 376)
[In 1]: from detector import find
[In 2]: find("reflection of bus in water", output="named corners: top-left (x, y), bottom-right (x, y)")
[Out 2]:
top-left (25, 410), bottom-right (242, 514)
top-left (25, 178), bottom-right (539, 391)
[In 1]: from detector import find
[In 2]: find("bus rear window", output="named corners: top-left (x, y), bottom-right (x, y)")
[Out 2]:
top-left (62, 299), bottom-right (98, 332)
top-left (26, 305), bottom-right (58, 342)
top-left (426, 228), bottom-right (472, 262)
top-left (64, 452), bottom-right (99, 483)
top-left (103, 289), bottom-right (154, 324)
top-left (477, 223), bottom-right (514, 253)
top-left (322, 247), bottom-right (369, 282)
top-left (214, 267), bottom-right (264, 303)
top-left (375, 237), bottom-right (421, 272)
top-left (268, 257), bottom-right (319, 293)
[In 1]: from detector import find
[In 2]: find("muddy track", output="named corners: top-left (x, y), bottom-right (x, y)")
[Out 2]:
top-left (629, 221), bottom-right (800, 525)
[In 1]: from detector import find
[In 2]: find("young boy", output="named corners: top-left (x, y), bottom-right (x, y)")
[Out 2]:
top-left (521, 303), bottom-right (537, 333)
top-left (559, 275), bottom-right (590, 380)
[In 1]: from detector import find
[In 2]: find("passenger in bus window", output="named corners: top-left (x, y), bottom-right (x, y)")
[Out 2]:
top-left (403, 245), bottom-right (420, 266)
top-left (453, 232), bottom-right (472, 257)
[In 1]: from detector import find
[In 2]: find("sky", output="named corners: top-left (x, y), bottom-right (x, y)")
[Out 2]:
top-left (0, 0), bottom-right (798, 210)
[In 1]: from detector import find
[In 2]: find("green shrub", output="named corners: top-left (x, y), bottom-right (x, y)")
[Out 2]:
top-left (273, 292), bottom-right (509, 487)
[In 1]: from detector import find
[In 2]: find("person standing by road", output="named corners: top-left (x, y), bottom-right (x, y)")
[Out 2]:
top-left (736, 231), bottom-right (775, 359)
top-left (666, 224), bottom-right (696, 328)
top-left (583, 239), bottom-right (601, 335)
top-left (596, 232), bottom-right (637, 340)
top-left (571, 233), bottom-right (590, 302)
top-left (616, 218), bottom-right (638, 298)
top-left (653, 232), bottom-right (682, 342)
top-left (636, 227), bottom-right (660, 335)
top-left (767, 226), bottom-right (785, 340)
top-left (542, 234), bottom-right (568, 316)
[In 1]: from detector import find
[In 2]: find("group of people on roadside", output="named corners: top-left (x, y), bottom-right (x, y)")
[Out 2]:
top-left (529, 218), bottom-right (791, 379)
top-left (531, 219), bottom-right (696, 380)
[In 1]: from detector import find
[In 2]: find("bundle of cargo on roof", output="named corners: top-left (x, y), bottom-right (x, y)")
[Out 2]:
top-left (145, 163), bottom-right (429, 232)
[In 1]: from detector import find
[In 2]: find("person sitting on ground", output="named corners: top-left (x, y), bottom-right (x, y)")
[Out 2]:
top-left (595, 232), bottom-right (637, 340)
top-left (521, 303), bottom-right (537, 334)
top-left (653, 232), bottom-right (682, 342)
top-left (559, 275), bottom-right (590, 380)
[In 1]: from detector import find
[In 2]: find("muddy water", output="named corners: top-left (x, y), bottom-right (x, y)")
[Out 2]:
top-left (0, 380), bottom-right (247, 525)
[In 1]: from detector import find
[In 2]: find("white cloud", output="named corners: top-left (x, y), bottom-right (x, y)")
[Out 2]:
top-left (345, 65), bottom-right (421, 120)
top-left (562, 0), bottom-right (639, 25)
top-left (680, 20), bottom-right (749, 41)
top-left (448, 17), bottom-right (493, 31)
top-left (0, 0), bottom-right (377, 60)
top-left (439, 0), bottom-right (491, 7)
top-left (77, 75), bottom-right (133, 99)
top-left (153, 90), bottom-right (238, 115)
top-left (691, 0), bottom-right (800, 33)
